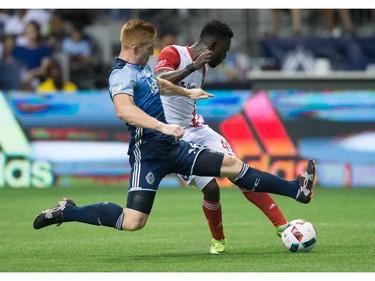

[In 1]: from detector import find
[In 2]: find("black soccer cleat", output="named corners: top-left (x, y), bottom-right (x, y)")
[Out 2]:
top-left (33, 198), bottom-right (76, 229)
top-left (296, 160), bottom-right (316, 204)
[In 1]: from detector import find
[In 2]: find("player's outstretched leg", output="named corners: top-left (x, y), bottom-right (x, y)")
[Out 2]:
top-left (230, 159), bottom-right (316, 204)
top-left (33, 198), bottom-right (124, 230)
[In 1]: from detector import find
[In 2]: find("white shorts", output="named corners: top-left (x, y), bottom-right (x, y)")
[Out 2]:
top-left (179, 125), bottom-right (235, 190)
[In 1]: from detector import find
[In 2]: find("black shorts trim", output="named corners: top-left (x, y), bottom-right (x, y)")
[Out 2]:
top-left (126, 190), bottom-right (156, 215)
top-left (192, 149), bottom-right (224, 177)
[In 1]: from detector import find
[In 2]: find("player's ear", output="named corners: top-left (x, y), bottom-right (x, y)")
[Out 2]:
top-left (133, 45), bottom-right (139, 54)
top-left (206, 39), bottom-right (216, 51)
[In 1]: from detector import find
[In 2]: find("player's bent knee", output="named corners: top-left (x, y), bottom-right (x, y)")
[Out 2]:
top-left (122, 208), bottom-right (148, 231)
top-left (202, 180), bottom-right (220, 193)
top-left (221, 154), bottom-right (243, 177)
top-left (202, 179), bottom-right (220, 201)
top-left (202, 179), bottom-right (220, 195)
top-left (122, 220), bottom-right (145, 231)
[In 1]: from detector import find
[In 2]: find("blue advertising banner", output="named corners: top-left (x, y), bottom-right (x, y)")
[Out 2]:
top-left (267, 90), bottom-right (375, 187)
top-left (1, 90), bottom-right (374, 188)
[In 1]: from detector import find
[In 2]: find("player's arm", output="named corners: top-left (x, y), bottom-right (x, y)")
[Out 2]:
top-left (113, 94), bottom-right (185, 139)
top-left (155, 68), bottom-right (191, 84)
top-left (156, 77), bottom-right (213, 100)
top-left (154, 46), bottom-right (212, 84)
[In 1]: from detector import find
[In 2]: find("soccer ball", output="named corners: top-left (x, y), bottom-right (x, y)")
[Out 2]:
top-left (281, 219), bottom-right (317, 252)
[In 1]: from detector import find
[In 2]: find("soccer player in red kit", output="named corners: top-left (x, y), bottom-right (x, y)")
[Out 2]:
top-left (154, 20), bottom-right (289, 254)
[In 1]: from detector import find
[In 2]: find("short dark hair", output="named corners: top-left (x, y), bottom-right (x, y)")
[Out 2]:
top-left (199, 20), bottom-right (234, 40)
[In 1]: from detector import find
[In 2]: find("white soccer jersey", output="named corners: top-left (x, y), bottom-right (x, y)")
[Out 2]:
top-left (155, 45), bottom-right (208, 127)
top-left (155, 45), bottom-right (233, 189)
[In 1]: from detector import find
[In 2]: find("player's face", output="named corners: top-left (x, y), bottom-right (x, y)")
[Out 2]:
top-left (137, 39), bottom-right (155, 67)
top-left (208, 37), bottom-right (231, 68)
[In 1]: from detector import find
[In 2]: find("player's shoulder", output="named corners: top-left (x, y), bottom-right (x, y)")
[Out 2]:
top-left (155, 45), bottom-right (183, 72)
top-left (108, 59), bottom-right (140, 88)
top-left (109, 58), bottom-right (136, 78)
top-left (159, 44), bottom-right (181, 56)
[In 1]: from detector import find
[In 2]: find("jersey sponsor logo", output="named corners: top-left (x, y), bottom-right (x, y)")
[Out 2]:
top-left (0, 93), bottom-right (54, 188)
top-left (180, 81), bottom-right (197, 89)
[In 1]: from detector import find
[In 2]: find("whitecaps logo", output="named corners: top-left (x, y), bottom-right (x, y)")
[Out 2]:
top-left (146, 171), bottom-right (155, 185)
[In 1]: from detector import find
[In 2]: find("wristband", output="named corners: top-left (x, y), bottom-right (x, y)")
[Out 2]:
top-left (186, 63), bottom-right (195, 74)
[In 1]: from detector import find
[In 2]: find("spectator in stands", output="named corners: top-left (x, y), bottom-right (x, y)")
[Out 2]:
top-left (47, 11), bottom-right (70, 52)
top-left (0, 34), bottom-right (22, 90)
top-left (149, 27), bottom-right (179, 70)
top-left (61, 22), bottom-right (96, 89)
top-left (11, 20), bottom-right (52, 91)
top-left (62, 23), bottom-right (93, 68)
top-left (0, 10), bottom-right (11, 36)
top-left (4, 9), bottom-right (29, 37)
top-left (37, 59), bottom-right (77, 93)
top-left (0, 34), bottom-right (14, 60)
top-left (154, 27), bottom-right (179, 56)
top-left (268, 9), bottom-right (302, 37)
top-left (4, 9), bottom-right (51, 45)
top-left (321, 9), bottom-right (355, 37)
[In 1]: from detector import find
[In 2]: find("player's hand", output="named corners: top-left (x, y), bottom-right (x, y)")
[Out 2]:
top-left (187, 88), bottom-right (214, 100)
top-left (193, 49), bottom-right (212, 69)
top-left (160, 123), bottom-right (185, 140)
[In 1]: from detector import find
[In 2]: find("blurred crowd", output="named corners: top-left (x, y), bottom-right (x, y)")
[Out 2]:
top-left (1, 9), bottom-right (375, 92)
top-left (265, 9), bottom-right (375, 38)
top-left (0, 9), bottom-right (99, 91)
top-left (0, 9), bottom-right (184, 92)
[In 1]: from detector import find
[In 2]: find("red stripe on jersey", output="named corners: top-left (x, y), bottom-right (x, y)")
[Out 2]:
top-left (154, 46), bottom-right (180, 73)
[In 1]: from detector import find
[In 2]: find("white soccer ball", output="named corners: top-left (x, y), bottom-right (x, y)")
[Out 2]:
top-left (281, 219), bottom-right (317, 252)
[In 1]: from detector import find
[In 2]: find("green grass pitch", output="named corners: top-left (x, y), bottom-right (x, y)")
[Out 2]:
top-left (0, 183), bottom-right (375, 272)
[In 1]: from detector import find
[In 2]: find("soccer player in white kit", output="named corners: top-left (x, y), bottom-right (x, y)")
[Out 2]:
top-left (154, 20), bottom-right (289, 254)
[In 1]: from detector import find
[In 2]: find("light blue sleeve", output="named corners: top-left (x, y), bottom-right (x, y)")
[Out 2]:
top-left (108, 68), bottom-right (136, 99)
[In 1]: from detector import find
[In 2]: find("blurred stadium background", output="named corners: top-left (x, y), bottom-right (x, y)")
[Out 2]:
top-left (1, 9), bottom-right (375, 189)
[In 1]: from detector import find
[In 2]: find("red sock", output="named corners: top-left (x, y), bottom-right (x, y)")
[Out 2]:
top-left (242, 191), bottom-right (287, 227)
top-left (202, 199), bottom-right (225, 240)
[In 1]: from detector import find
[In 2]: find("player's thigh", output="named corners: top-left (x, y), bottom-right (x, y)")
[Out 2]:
top-left (127, 157), bottom-right (167, 216)
top-left (129, 155), bottom-right (166, 192)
